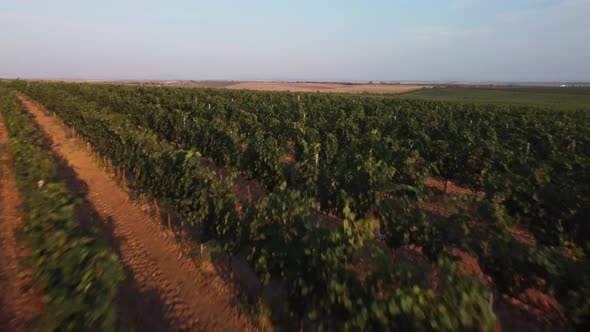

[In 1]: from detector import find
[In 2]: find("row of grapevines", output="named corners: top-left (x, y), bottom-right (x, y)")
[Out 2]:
top-left (0, 88), bottom-right (124, 330)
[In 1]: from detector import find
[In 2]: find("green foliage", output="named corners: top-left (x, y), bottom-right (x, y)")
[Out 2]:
top-left (0, 89), bottom-right (124, 330)
top-left (10, 82), bottom-right (503, 330)
top-left (9, 79), bottom-right (590, 329)
top-left (405, 85), bottom-right (590, 110)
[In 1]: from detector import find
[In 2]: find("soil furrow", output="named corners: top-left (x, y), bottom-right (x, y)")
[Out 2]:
top-left (16, 94), bottom-right (251, 332)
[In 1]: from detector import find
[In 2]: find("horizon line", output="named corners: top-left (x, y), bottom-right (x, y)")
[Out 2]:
top-left (2, 77), bottom-right (590, 86)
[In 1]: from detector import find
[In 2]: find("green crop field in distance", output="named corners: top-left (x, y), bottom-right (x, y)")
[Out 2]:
top-left (402, 85), bottom-right (590, 110)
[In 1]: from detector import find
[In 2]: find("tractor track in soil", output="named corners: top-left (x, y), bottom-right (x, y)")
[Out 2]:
top-left (16, 94), bottom-right (252, 332)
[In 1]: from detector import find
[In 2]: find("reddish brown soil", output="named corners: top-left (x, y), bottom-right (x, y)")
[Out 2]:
top-left (0, 113), bottom-right (44, 332)
top-left (495, 294), bottom-right (566, 332)
top-left (419, 178), bottom-right (567, 330)
top-left (509, 227), bottom-right (538, 246)
top-left (426, 177), bottom-right (486, 197)
top-left (17, 95), bottom-right (253, 331)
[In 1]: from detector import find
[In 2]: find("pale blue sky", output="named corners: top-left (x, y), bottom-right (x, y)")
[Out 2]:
top-left (1, 0), bottom-right (588, 81)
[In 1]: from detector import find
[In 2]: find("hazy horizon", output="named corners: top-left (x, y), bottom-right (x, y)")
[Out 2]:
top-left (1, 0), bottom-right (589, 82)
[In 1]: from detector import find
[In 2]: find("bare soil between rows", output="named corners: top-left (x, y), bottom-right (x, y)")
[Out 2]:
top-left (16, 94), bottom-right (254, 331)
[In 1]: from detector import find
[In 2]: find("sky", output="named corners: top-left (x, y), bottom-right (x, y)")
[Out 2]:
top-left (1, 0), bottom-right (589, 82)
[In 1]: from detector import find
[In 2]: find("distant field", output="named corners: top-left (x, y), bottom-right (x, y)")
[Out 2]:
top-left (115, 80), bottom-right (431, 94)
top-left (224, 82), bottom-right (431, 94)
top-left (403, 86), bottom-right (590, 109)
top-left (27, 79), bottom-right (590, 109)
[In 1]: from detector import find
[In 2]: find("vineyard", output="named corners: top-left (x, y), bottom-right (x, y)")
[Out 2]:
top-left (0, 86), bottom-right (123, 330)
top-left (1, 80), bottom-right (589, 331)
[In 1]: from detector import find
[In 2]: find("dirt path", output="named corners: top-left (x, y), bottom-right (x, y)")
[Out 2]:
top-left (0, 112), bottom-right (44, 331)
top-left (16, 95), bottom-right (253, 331)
